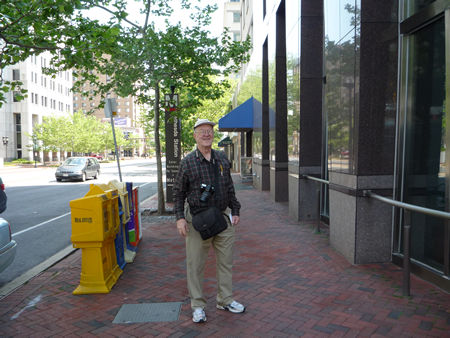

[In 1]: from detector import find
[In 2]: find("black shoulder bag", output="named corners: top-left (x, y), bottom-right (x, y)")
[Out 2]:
top-left (191, 152), bottom-right (228, 240)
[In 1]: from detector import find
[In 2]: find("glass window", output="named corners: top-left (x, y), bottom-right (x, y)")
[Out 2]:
top-left (12, 69), bottom-right (20, 80)
top-left (13, 91), bottom-right (20, 102)
top-left (324, 0), bottom-right (360, 173)
top-left (286, 0), bottom-right (300, 163)
top-left (268, 18), bottom-right (276, 161)
top-left (402, 0), bottom-right (436, 19)
top-left (233, 11), bottom-right (240, 22)
top-left (14, 113), bottom-right (22, 152)
top-left (402, 17), bottom-right (446, 272)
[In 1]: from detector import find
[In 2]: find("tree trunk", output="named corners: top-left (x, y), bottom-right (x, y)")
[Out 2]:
top-left (154, 83), bottom-right (166, 214)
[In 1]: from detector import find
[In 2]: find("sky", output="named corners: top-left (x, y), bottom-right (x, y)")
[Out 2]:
top-left (85, 0), bottom-right (224, 38)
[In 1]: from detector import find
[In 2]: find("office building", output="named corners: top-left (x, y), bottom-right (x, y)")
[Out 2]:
top-left (219, 0), bottom-right (449, 291)
top-left (0, 52), bottom-right (73, 163)
top-left (73, 73), bottom-right (144, 158)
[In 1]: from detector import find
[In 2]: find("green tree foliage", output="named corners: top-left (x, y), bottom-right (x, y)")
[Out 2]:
top-left (32, 110), bottom-right (125, 156)
top-left (4, 0), bottom-right (251, 214)
top-left (56, 1), bottom-right (250, 214)
top-left (178, 78), bottom-right (237, 153)
top-left (0, 0), bottom-right (122, 106)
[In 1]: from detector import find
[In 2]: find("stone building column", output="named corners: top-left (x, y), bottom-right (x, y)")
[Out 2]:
top-left (328, 0), bottom-right (398, 264)
top-left (289, 0), bottom-right (324, 221)
top-left (270, 0), bottom-right (288, 202)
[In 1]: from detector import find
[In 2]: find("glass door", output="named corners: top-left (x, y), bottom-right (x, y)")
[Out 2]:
top-left (397, 6), bottom-right (449, 282)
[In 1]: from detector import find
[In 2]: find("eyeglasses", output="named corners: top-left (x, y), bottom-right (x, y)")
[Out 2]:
top-left (195, 129), bottom-right (214, 135)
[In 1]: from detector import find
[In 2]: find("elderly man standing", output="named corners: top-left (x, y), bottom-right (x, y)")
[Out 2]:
top-left (173, 118), bottom-right (245, 323)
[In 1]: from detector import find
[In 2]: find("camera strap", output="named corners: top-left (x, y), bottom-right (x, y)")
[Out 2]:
top-left (195, 149), bottom-right (221, 205)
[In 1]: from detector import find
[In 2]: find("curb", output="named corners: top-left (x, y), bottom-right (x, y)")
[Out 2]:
top-left (0, 245), bottom-right (76, 300)
top-left (0, 193), bottom-right (160, 300)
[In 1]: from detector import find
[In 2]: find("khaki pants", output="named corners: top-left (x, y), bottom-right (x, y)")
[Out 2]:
top-left (185, 208), bottom-right (235, 309)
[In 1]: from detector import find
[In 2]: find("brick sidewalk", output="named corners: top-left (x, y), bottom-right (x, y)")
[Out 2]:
top-left (0, 180), bottom-right (449, 337)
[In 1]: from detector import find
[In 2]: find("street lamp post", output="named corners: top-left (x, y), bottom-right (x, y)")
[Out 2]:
top-left (2, 136), bottom-right (8, 161)
top-left (32, 136), bottom-right (38, 168)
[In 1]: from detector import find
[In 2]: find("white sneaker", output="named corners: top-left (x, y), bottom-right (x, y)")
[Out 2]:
top-left (192, 308), bottom-right (206, 323)
top-left (216, 300), bottom-right (246, 313)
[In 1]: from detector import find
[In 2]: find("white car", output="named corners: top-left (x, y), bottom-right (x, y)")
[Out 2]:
top-left (0, 218), bottom-right (16, 273)
top-left (0, 177), bottom-right (17, 273)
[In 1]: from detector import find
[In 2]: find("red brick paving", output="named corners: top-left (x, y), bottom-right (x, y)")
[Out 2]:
top-left (0, 178), bottom-right (449, 337)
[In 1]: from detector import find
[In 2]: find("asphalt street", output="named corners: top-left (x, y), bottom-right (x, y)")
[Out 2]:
top-left (0, 158), bottom-right (163, 287)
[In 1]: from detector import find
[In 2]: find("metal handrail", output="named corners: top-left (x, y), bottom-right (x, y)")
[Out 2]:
top-left (364, 190), bottom-right (449, 296)
top-left (301, 175), bottom-right (329, 234)
top-left (301, 175), bottom-right (330, 185)
top-left (302, 174), bottom-right (449, 296)
top-left (363, 190), bottom-right (450, 220)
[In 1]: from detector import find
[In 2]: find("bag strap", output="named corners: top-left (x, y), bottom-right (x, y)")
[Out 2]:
top-left (212, 151), bottom-right (220, 203)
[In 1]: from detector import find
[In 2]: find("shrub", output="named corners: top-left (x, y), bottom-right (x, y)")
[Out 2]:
top-left (11, 159), bottom-right (34, 164)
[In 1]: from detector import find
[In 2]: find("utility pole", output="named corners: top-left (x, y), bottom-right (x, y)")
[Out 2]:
top-left (105, 98), bottom-right (123, 182)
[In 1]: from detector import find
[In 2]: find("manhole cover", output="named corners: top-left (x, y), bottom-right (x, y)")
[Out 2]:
top-left (113, 302), bottom-right (182, 323)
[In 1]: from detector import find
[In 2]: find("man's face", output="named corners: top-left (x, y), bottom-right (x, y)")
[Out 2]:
top-left (194, 125), bottom-right (214, 148)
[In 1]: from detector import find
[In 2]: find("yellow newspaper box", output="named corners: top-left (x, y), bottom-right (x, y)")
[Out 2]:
top-left (85, 184), bottom-right (121, 236)
top-left (70, 192), bottom-right (122, 294)
top-left (108, 180), bottom-right (130, 224)
top-left (70, 193), bottom-right (110, 244)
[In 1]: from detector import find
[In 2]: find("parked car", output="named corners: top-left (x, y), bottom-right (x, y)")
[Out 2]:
top-left (89, 153), bottom-right (103, 161)
top-left (55, 157), bottom-right (100, 182)
top-left (0, 176), bottom-right (6, 214)
top-left (0, 176), bottom-right (17, 273)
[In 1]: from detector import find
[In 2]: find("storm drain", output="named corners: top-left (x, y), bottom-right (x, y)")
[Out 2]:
top-left (113, 302), bottom-right (182, 324)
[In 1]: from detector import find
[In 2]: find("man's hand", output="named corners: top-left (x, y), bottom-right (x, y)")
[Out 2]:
top-left (232, 215), bottom-right (240, 226)
top-left (176, 218), bottom-right (188, 237)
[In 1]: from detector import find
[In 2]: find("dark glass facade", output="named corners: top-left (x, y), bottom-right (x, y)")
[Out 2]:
top-left (404, 17), bottom-right (446, 271)
top-left (286, 1), bottom-right (300, 163)
top-left (396, 6), bottom-right (448, 278)
top-left (403, 0), bottom-right (438, 18)
top-left (268, 19), bottom-right (276, 161)
top-left (238, 51), bottom-right (263, 159)
top-left (324, 0), bottom-right (360, 174)
top-left (231, 0), bottom-right (449, 290)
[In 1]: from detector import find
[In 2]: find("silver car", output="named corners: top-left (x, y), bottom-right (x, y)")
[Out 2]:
top-left (0, 176), bottom-right (17, 273)
top-left (55, 157), bottom-right (100, 182)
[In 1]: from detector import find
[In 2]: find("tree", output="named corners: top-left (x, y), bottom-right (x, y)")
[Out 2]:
top-left (51, 1), bottom-right (251, 214)
top-left (31, 110), bottom-right (125, 157)
top-left (3, 0), bottom-right (250, 214)
top-left (178, 78), bottom-right (237, 153)
top-left (0, 0), bottom-right (123, 106)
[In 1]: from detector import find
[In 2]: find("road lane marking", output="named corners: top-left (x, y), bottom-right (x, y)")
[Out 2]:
top-left (12, 212), bottom-right (71, 237)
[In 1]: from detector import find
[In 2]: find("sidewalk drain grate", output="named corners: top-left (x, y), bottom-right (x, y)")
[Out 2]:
top-left (113, 302), bottom-right (182, 323)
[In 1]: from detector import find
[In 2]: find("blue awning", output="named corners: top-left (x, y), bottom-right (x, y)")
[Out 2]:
top-left (218, 97), bottom-right (260, 132)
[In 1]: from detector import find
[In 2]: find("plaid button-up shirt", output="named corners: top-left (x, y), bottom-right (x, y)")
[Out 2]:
top-left (173, 148), bottom-right (241, 220)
